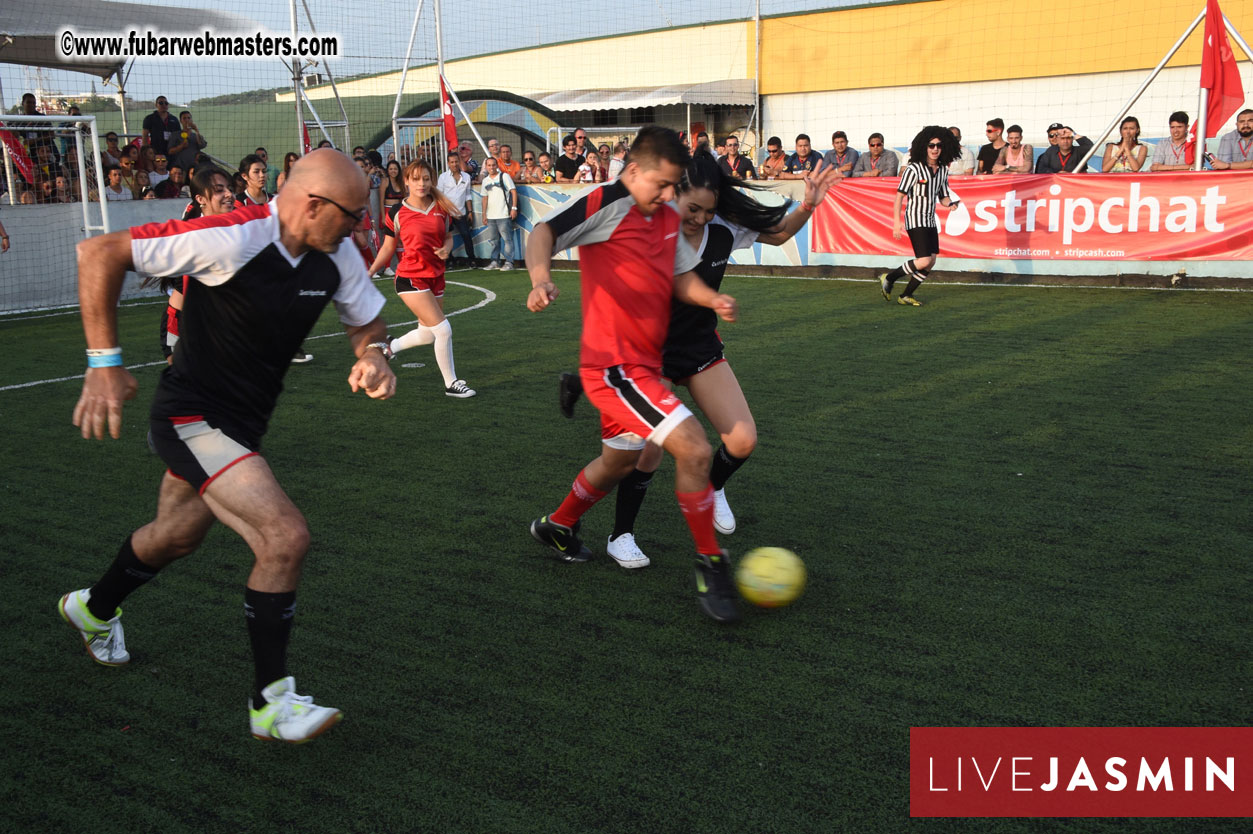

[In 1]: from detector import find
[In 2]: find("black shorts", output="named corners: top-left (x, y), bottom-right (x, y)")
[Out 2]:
top-left (148, 413), bottom-right (260, 494)
top-left (907, 226), bottom-right (941, 258)
top-left (663, 341), bottom-right (726, 383)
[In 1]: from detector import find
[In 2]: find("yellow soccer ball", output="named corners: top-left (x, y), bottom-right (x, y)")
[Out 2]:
top-left (735, 547), bottom-right (806, 608)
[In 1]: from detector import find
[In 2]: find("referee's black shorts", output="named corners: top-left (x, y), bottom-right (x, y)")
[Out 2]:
top-left (907, 226), bottom-right (941, 259)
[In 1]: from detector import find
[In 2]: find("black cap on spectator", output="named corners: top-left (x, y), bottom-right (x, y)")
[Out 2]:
top-left (1048, 123), bottom-right (1064, 132)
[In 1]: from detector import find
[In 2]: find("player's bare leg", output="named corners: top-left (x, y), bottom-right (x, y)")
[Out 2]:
top-left (201, 456), bottom-right (341, 742)
top-left (391, 291), bottom-right (474, 397)
top-left (687, 362), bottom-right (756, 534)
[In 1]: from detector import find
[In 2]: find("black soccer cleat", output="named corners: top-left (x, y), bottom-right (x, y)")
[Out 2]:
top-left (694, 550), bottom-right (741, 623)
top-left (558, 372), bottom-right (583, 419)
top-left (530, 515), bottom-right (593, 562)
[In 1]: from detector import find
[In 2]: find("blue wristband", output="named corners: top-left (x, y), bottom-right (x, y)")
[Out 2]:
top-left (87, 353), bottom-right (124, 368)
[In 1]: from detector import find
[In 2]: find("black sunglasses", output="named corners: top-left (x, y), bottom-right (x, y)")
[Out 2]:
top-left (869, 142), bottom-right (883, 147)
top-left (928, 142), bottom-right (943, 148)
top-left (309, 193), bottom-right (366, 222)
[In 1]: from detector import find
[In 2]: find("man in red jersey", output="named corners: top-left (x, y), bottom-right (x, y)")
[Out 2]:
top-left (524, 126), bottom-right (742, 623)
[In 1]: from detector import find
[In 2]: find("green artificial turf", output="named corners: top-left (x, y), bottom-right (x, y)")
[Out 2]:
top-left (0, 273), bottom-right (1249, 833)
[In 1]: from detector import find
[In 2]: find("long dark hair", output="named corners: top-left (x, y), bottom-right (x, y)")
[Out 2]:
top-left (908, 125), bottom-right (961, 166)
top-left (146, 166), bottom-right (230, 290)
top-left (681, 151), bottom-right (790, 233)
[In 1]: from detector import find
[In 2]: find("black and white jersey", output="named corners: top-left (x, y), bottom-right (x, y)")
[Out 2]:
top-left (664, 214), bottom-right (758, 364)
top-left (130, 198), bottom-right (386, 438)
top-left (897, 162), bottom-right (952, 230)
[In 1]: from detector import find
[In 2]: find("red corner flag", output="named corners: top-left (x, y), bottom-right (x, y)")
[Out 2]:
top-left (1190, 0), bottom-right (1246, 161)
top-left (439, 75), bottom-right (459, 149)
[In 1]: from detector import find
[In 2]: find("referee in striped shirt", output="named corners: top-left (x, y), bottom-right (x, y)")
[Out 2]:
top-left (880, 126), bottom-right (962, 307)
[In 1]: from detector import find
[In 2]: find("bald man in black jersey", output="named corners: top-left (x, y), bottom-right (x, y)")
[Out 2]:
top-left (63, 150), bottom-right (396, 743)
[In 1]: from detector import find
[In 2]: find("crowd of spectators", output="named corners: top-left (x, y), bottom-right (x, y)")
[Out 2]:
top-left (6, 91), bottom-right (1252, 267)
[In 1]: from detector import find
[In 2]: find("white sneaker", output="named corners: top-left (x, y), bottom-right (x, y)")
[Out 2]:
top-left (499, 261), bottom-right (514, 271)
top-left (382, 267), bottom-right (396, 277)
top-left (291, 352), bottom-right (314, 364)
top-left (445, 379), bottom-right (476, 398)
top-left (606, 533), bottom-right (650, 569)
top-left (712, 488), bottom-right (736, 534)
top-left (249, 676), bottom-right (342, 743)
top-left (485, 260), bottom-right (500, 270)
top-left (58, 588), bottom-right (129, 666)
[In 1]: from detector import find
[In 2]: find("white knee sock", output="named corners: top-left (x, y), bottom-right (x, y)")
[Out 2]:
top-left (390, 325), bottom-right (435, 353)
top-left (428, 319), bottom-right (457, 385)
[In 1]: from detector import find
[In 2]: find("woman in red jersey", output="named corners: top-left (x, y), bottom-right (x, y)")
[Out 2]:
top-left (368, 160), bottom-right (476, 398)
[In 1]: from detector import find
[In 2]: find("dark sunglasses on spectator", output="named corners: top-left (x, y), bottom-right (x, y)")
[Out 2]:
top-left (928, 142), bottom-right (943, 148)
top-left (869, 142), bottom-right (883, 147)
top-left (523, 156), bottom-right (535, 161)
top-left (1048, 132), bottom-right (1057, 138)
top-left (986, 128), bottom-right (997, 133)
top-left (309, 193), bottom-right (366, 222)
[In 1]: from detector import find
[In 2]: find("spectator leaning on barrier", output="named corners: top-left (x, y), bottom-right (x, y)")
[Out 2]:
top-left (948, 127), bottom-right (976, 175)
top-left (480, 156), bottom-right (518, 271)
top-left (717, 136), bottom-right (756, 180)
top-left (822, 131), bottom-right (859, 180)
top-left (852, 133), bottom-right (898, 177)
top-left (1150, 112), bottom-right (1198, 172)
top-left (1034, 127), bottom-right (1091, 174)
top-left (571, 128), bottom-right (595, 163)
top-left (555, 135), bottom-right (582, 183)
top-left (1210, 108), bottom-right (1253, 170)
top-left (759, 136), bottom-right (788, 179)
top-left (782, 134), bottom-right (822, 179)
top-left (977, 118), bottom-right (1006, 175)
top-left (518, 150), bottom-right (542, 184)
top-left (154, 164), bottom-right (186, 199)
top-left (168, 111), bottom-right (206, 175)
top-left (437, 151), bottom-right (476, 267)
top-left (1102, 116), bottom-right (1147, 173)
top-left (141, 96), bottom-right (179, 156)
top-left (537, 152), bottom-right (558, 184)
top-left (993, 125), bottom-right (1033, 174)
top-left (149, 154), bottom-right (170, 188)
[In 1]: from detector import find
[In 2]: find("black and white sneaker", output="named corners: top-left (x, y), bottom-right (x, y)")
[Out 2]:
top-left (694, 550), bottom-right (740, 623)
top-left (291, 351), bottom-right (314, 364)
top-left (445, 379), bottom-right (476, 398)
top-left (558, 372), bottom-right (583, 419)
top-left (530, 515), bottom-right (593, 562)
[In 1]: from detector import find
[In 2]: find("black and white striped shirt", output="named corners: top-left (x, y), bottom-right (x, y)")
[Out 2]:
top-left (897, 162), bottom-right (952, 230)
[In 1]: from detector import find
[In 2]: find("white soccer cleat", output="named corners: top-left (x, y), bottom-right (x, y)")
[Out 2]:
top-left (249, 676), bottom-right (342, 743)
top-left (58, 589), bottom-right (129, 666)
top-left (712, 488), bottom-right (736, 535)
top-left (606, 533), bottom-right (651, 569)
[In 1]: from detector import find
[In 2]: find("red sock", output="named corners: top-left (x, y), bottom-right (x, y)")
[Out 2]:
top-left (550, 471), bottom-right (608, 527)
top-left (676, 485), bottom-right (720, 555)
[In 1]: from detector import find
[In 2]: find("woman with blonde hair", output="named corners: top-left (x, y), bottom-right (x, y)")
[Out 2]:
top-left (367, 160), bottom-right (475, 398)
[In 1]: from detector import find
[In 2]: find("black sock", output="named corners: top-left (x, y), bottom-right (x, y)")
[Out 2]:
top-left (245, 588), bottom-right (296, 709)
top-left (884, 264), bottom-right (908, 289)
top-left (612, 468), bottom-right (654, 539)
top-left (88, 535), bottom-right (159, 621)
top-left (710, 444), bottom-right (750, 491)
top-left (903, 277), bottom-right (923, 298)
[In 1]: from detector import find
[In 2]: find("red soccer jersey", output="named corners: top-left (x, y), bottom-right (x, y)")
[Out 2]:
top-left (543, 181), bottom-right (699, 370)
top-left (383, 201), bottom-right (448, 279)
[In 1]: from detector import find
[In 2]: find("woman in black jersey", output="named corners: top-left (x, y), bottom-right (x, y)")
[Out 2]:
top-left (569, 151), bottom-right (836, 568)
top-left (151, 166), bottom-right (235, 363)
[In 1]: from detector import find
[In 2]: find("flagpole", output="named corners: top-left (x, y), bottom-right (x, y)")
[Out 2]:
top-left (1195, 88), bottom-right (1209, 171)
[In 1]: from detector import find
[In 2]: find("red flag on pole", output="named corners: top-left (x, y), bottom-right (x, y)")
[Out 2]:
top-left (302, 121), bottom-right (311, 155)
top-left (1200, 0), bottom-right (1245, 136)
top-left (1188, 0), bottom-right (1246, 162)
top-left (439, 75), bottom-right (459, 149)
top-left (0, 129), bottom-right (35, 183)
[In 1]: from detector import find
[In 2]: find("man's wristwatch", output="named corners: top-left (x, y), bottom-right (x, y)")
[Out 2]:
top-left (364, 341), bottom-right (393, 361)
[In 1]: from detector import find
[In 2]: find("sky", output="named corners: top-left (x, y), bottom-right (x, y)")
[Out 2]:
top-left (1, 0), bottom-right (880, 107)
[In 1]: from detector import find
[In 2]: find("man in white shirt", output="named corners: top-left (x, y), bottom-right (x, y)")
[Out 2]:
top-left (479, 157), bottom-right (518, 270)
top-left (437, 152), bottom-right (477, 267)
top-left (103, 166), bottom-right (133, 202)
